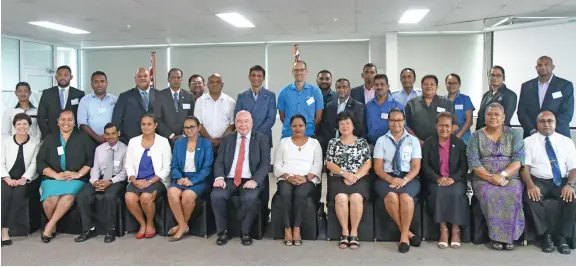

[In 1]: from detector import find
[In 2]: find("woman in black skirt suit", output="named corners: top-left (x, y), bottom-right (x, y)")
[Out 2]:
top-left (325, 111), bottom-right (372, 250)
top-left (421, 112), bottom-right (469, 249)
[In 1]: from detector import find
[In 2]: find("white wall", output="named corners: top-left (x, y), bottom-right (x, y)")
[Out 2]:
top-left (397, 34), bottom-right (485, 113)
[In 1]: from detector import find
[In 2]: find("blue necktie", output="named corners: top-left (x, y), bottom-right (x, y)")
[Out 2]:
top-left (173, 92), bottom-right (179, 112)
top-left (387, 135), bottom-right (407, 176)
top-left (545, 136), bottom-right (563, 186)
top-left (59, 88), bottom-right (65, 109)
top-left (141, 91), bottom-right (149, 111)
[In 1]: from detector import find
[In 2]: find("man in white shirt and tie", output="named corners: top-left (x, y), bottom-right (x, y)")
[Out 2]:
top-left (521, 111), bottom-right (576, 255)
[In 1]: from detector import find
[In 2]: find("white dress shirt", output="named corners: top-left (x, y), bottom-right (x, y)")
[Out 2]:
top-left (524, 132), bottom-right (576, 179)
top-left (125, 134), bottom-right (172, 186)
top-left (0, 135), bottom-right (41, 181)
top-left (537, 74), bottom-right (553, 108)
top-left (89, 141), bottom-right (128, 184)
top-left (183, 151), bottom-right (196, 173)
top-left (1, 104), bottom-right (40, 138)
top-left (273, 137), bottom-right (323, 184)
top-left (193, 93), bottom-right (236, 138)
top-left (226, 132), bottom-right (252, 179)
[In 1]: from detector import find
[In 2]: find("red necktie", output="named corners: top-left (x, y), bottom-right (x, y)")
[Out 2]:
top-left (234, 136), bottom-right (246, 187)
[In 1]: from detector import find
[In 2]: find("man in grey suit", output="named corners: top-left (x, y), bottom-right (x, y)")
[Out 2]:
top-left (349, 63), bottom-right (378, 105)
top-left (112, 67), bottom-right (159, 144)
top-left (154, 68), bottom-right (195, 144)
top-left (234, 65), bottom-right (276, 147)
top-left (211, 111), bottom-right (271, 246)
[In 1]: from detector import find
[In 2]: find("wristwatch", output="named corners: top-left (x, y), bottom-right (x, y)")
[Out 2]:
top-left (569, 182), bottom-right (576, 189)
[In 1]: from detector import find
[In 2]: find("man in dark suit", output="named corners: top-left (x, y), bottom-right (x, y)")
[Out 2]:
top-left (210, 110), bottom-right (271, 246)
top-left (112, 67), bottom-right (159, 144)
top-left (154, 68), bottom-right (195, 144)
top-left (350, 63), bottom-right (377, 105)
top-left (518, 56), bottom-right (574, 138)
top-left (317, 78), bottom-right (364, 151)
top-left (37, 65), bottom-right (85, 139)
top-left (234, 65), bottom-right (276, 148)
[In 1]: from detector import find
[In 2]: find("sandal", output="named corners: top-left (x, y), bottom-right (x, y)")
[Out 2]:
top-left (284, 240), bottom-right (293, 246)
top-left (491, 241), bottom-right (503, 250)
top-left (338, 235), bottom-right (349, 249)
top-left (450, 229), bottom-right (461, 249)
top-left (293, 240), bottom-right (302, 246)
top-left (438, 228), bottom-right (449, 249)
top-left (349, 236), bottom-right (360, 250)
top-left (504, 243), bottom-right (515, 250)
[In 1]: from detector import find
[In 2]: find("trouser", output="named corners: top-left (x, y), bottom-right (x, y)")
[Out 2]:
top-left (523, 177), bottom-right (576, 238)
top-left (278, 180), bottom-right (315, 228)
top-left (210, 179), bottom-right (261, 234)
top-left (1, 180), bottom-right (28, 228)
top-left (76, 182), bottom-right (126, 232)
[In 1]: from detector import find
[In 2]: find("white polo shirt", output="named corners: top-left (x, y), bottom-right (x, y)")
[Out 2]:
top-left (524, 132), bottom-right (576, 179)
top-left (193, 93), bottom-right (236, 138)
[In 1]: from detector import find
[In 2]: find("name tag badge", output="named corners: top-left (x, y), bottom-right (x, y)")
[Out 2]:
top-left (57, 146), bottom-right (64, 155)
top-left (455, 104), bottom-right (464, 110)
top-left (402, 151), bottom-right (411, 161)
top-left (381, 113), bottom-right (389, 119)
top-left (306, 97), bottom-right (315, 106)
top-left (114, 160), bottom-right (121, 167)
top-left (436, 107), bottom-right (445, 112)
top-left (552, 91), bottom-right (563, 99)
top-left (182, 103), bottom-right (191, 110)
top-left (71, 98), bottom-right (79, 105)
top-left (98, 107), bottom-right (107, 114)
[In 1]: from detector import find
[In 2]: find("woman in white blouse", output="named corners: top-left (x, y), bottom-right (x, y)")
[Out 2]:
top-left (1, 113), bottom-right (41, 246)
top-left (273, 114), bottom-right (323, 246)
top-left (124, 114), bottom-right (172, 239)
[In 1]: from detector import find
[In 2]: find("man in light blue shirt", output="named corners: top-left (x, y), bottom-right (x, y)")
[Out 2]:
top-left (392, 68), bottom-right (422, 107)
top-left (278, 60), bottom-right (324, 138)
top-left (77, 71), bottom-right (117, 144)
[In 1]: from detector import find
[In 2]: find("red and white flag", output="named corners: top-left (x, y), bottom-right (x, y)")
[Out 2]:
top-left (293, 44), bottom-right (300, 62)
top-left (149, 52), bottom-right (156, 88)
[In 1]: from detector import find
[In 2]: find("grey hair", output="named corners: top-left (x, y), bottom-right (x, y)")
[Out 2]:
top-left (485, 102), bottom-right (505, 116)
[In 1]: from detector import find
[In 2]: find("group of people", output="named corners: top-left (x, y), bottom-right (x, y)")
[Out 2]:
top-left (1, 56), bottom-right (575, 255)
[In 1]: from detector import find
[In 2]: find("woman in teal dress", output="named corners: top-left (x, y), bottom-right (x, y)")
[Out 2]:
top-left (36, 110), bottom-right (95, 243)
top-left (167, 116), bottom-right (214, 242)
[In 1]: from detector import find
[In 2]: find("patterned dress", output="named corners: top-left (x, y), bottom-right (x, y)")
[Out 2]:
top-left (325, 137), bottom-right (373, 200)
top-left (466, 127), bottom-right (525, 243)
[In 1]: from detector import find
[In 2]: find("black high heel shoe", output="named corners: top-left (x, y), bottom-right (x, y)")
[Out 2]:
top-left (41, 233), bottom-right (53, 243)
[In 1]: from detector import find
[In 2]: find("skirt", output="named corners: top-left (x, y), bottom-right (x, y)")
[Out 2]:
top-left (126, 181), bottom-right (167, 195)
top-left (374, 178), bottom-right (421, 199)
top-left (170, 182), bottom-right (206, 197)
top-left (327, 174), bottom-right (372, 201)
top-left (427, 181), bottom-right (469, 226)
top-left (40, 179), bottom-right (84, 201)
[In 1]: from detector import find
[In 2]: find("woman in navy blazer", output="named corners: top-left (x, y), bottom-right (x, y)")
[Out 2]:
top-left (167, 116), bottom-right (214, 241)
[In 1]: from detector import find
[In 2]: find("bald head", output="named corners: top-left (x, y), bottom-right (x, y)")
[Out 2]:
top-left (536, 110), bottom-right (556, 136)
top-left (207, 73), bottom-right (223, 95)
top-left (235, 110), bottom-right (253, 136)
top-left (536, 56), bottom-right (555, 78)
top-left (135, 67), bottom-right (151, 90)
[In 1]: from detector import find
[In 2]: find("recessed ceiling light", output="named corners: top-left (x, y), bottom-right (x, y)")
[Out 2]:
top-left (216, 13), bottom-right (255, 28)
top-left (28, 21), bottom-right (90, 34)
top-left (398, 9), bottom-right (430, 24)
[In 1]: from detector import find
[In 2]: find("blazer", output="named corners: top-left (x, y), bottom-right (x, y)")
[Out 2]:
top-left (171, 136), bottom-right (214, 185)
top-left (37, 86), bottom-right (85, 139)
top-left (125, 134), bottom-right (172, 187)
top-left (234, 88), bottom-right (277, 147)
top-left (350, 85), bottom-right (367, 105)
top-left (476, 85), bottom-right (517, 130)
top-left (0, 135), bottom-right (41, 181)
top-left (112, 88), bottom-right (159, 144)
top-left (421, 134), bottom-right (468, 183)
top-left (36, 130), bottom-right (95, 182)
top-left (154, 88), bottom-right (195, 139)
top-left (214, 131), bottom-right (271, 185)
top-left (517, 76), bottom-right (574, 138)
top-left (316, 98), bottom-right (365, 150)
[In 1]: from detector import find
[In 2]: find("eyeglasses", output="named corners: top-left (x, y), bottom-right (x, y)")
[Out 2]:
top-left (293, 68), bottom-right (307, 73)
top-left (184, 126), bottom-right (197, 130)
top-left (389, 119), bottom-right (404, 123)
top-left (190, 82), bottom-right (204, 85)
top-left (537, 119), bottom-right (556, 124)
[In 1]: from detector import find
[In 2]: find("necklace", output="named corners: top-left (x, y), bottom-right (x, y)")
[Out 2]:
top-left (298, 146), bottom-right (302, 152)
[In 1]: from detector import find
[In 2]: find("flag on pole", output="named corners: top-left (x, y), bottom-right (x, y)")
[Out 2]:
top-left (149, 52), bottom-right (157, 88)
top-left (293, 44), bottom-right (300, 62)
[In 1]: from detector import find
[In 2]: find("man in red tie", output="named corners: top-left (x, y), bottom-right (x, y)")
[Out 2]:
top-left (211, 110), bottom-right (271, 246)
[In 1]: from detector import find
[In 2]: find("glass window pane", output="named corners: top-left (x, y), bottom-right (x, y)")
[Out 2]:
top-left (22, 41), bottom-right (53, 69)
top-left (1, 37), bottom-right (20, 92)
top-left (57, 47), bottom-right (78, 88)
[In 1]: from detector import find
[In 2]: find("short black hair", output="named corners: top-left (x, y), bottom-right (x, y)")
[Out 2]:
top-left (188, 74), bottom-right (204, 84)
top-left (373, 74), bottom-right (389, 84)
top-left (421, 75), bottom-right (438, 86)
top-left (336, 110), bottom-right (355, 124)
top-left (491, 65), bottom-right (506, 80)
top-left (249, 65), bottom-right (266, 77)
top-left (294, 60), bottom-right (307, 69)
top-left (335, 78), bottom-right (350, 87)
top-left (389, 108), bottom-right (405, 120)
top-left (103, 123), bottom-right (117, 131)
top-left (317, 69), bottom-right (332, 77)
top-left (185, 115), bottom-right (201, 126)
top-left (436, 112), bottom-right (455, 125)
top-left (141, 113), bottom-right (157, 123)
top-left (400, 68), bottom-right (416, 80)
top-left (12, 113), bottom-right (32, 127)
top-left (15, 82), bottom-right (31, 92)
top-left (362, 63), bottom-right (377, 72)
top-left (168, 68), bottom-right (183, 79)
top-left (445, 73), bottom-right (461, 84)
top-left (290, 114), bottom-right (307, 125)
top-left (59, 109), bottom-right (75, 119)
top-left (57, 65), bottom-right (72, 74)
top-left (91, 71), bottom-right (107, 81)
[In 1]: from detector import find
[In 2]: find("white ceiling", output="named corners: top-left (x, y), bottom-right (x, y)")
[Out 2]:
top-left (2, 0), bottom-right (576, 47)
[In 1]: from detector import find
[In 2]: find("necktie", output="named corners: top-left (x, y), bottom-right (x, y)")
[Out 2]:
top-left (141, 91), bottom-right (149, 111)
top-left (103, 147), bottom-right (114, 180)
top-left (233, 136), bottom-right (246, 187)
top-left (59, 88), bottom-right (65, 109)
top-left (545, 136), bottom-right (563, 186)
top-left (387, 135), bottom-right (408, 176)
top-left (173, 92), bottom-right (179, 112)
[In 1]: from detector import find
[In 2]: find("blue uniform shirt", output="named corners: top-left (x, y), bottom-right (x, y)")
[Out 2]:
top-left (278, 82), bottom-right (324, 138)
top-left (449, 91), bottom-right (475, 143)
top-left (365, 94), bottom-right (404, 144)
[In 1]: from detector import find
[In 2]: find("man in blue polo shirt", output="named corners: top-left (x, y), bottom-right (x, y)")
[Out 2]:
top-left (366, 74), bottom-right (404, 144)
top-left (278, 60), bottom-right (324, 138)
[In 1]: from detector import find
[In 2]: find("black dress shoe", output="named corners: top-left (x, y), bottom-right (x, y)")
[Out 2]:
top-left (556, 236), bottom-right (571, 255)
top-left (1, 240), bottom-right (13, 246)
top-left (104, 232), bottom-right (116, 243)
top-left (241, 234), bottom-right (253, 246)
top-left (216, 232), bottom-right (230, 246)
top-left (541, 234), bottom-right (555, 253)
top-left (398, 242), bottom-right (410, 253)
top-left (409, 234), bottom-right (422, 247)
top-left (74, 229), bottom-right (97, 243)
